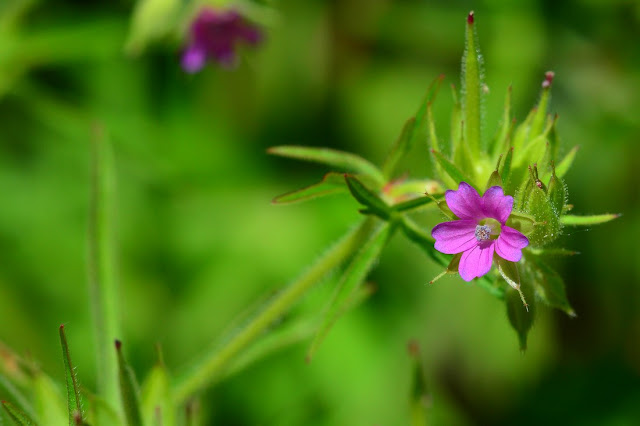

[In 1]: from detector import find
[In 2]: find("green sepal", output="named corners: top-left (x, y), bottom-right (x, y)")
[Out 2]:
top-left (555, 146), bottom-right (579, 178)
top-left (505, 211), bottom-right (536, 237)
top-left (525, 254), bottom-right (575, 316)
top-left (115, 341), bottom-right (143, 426)
top-left (1, 401), bottom-right (36, 426)
top-left (462, 11), bottom-right (482, 157)
top-left (450, 84), bottom-right (462, 158)
top-left (505, 280), bottom-right (535, 352)
top-left (547, 167), bottom-right (567, 215)
top-left (523, 167), bottom-right (561, 246)
top-left (424, 189), bottom-right (455, 220)
top-left (306, 223), bottom-right (392, 361)
top-left (511, 106), bottom-right (536, 152)
top-left (430, 150), bottom-right (478, 191)
top-left (560, 213), bottom-right (621, 226)
top-left (59, 325), bottom-right (85, 424)
top-left (272, 172), bottom-right (346, 204)
top-left (268, 146), bottom-right (385, 187)
top-left (344, 174), bottom-right (391, 220)
top-left (429, 253), bottom-right (462, 284)
top-left (382, 117), bottom-right (416, 179)
top-left (140, 349), bottom-right (174, 426)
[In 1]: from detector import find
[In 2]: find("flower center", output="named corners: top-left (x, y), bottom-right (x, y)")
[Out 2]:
top-left (475, 218), bottom-right (502, 241)
top-left (475, 225), bottom-right (492, 241)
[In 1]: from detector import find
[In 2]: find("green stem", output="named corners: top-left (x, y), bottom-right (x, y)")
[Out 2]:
top-left (172, 218), bottom-right (375, 403)
top-left (87, 125), bottom-right (120, 413)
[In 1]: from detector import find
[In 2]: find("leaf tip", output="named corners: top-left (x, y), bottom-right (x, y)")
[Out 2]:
top-left (542, 71), bottom-right (555, 89)
top-left (467, 10), bottom-right (474, 24)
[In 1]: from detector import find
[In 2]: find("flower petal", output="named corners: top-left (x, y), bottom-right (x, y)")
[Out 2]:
top-left (431, 220), bottom-right (478, 254)
top-left (181, 45), bottom-right (207, 73)
top-left (495, 226), bottom-right (529, 262)
top-left (482, 186), bottom-right (513, 224)
top-left (458, 241), bottom-right (495, 281)
top-left (445, 182), bottom-right (484, 220)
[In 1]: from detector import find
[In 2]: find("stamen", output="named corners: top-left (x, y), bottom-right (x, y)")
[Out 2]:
top-left (475, 224), bottom-right (492, 241)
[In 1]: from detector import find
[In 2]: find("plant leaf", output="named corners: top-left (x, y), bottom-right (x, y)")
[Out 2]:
top-left (505, 282), bottom-right (535, 351)
top-left (462, 11), bottom-right (482, 156)
top-left (526, 255), bottom-right (575, 316)
top-left (430, 150), bottom-right (478, 191)
top-left (307, 224), bottom-right (392, 361)
top-left (268, 146), bottom-right (385, 187)
top-left (489, 85), bottom-right (513, 158)
top-left (140, 353), bottom-right (174, 426)
top-left (555, 146), bottom-right (579, 178)
top-left (115, 341), bottom-right (143, 426)
top-left (391, 195), bottom-right (437, 213)
top-left (382, 117), bottom-right (416, 179)
top-left (560, 214), bottom-right (621, 226)
top-left (32, 371), bottom-right (66, 426)
top-left (272, 172), bottom-right (347, 204)
top-left (1, 401), bottom-right (36, 426)
top-left (344, 174), bottom-right (391, 219)
top-left (59, 324), bottom-right (84, 424)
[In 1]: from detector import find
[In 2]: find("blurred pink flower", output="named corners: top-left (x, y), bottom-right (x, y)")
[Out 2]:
top-left (431, 182), bottom-right (529, 281)
top-left (182, 8), bottom-right (262, 73)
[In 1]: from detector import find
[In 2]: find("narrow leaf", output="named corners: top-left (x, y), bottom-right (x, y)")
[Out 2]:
top-left (60, 325), bottom-right (84, 424)
top-left (272, 172), bottom-right (346, 204)
top-left (560, 214), bottom-right (621, 226)
top-left (391, 195), bottom-right (436, 213)
top-left (431, 150), bottom-right (478, 191)
top-left (307, 224), bottom-right (392, 361)
top-left (462, 11), bottom-right (482, 156)
top-left (489, 85), bottom-right (513, 157)
top-left (450, 84), bottom-right (462, 157)
top-left (115, 341), bottom-right (143, 426)
top-left (344, 175), bottom-right (390, 219)
top-left (2, 401), bottom-right (36, 426)
top-left (382, 117), bottom-right (416, 179)
top-left (140, 354), bottom-right (174, 426)
top-left (172, 219), bottom-right (375, 403)
top-left (268, 146), bottom-right (385, 187)
top-left (500, 147), bottom-right (513, 187)
top-left (485, 170), bottom-right (502, 191)
top-left (32, 371), bottom-right (66, 426)
top-left (511, 106), bottom-right (536, 152)
top-left (412, 75), bottom-right (445, 148)
top-left (555, 146), bottom-right (579, 178)
top-left (530, 72), bottom-right (554, 138)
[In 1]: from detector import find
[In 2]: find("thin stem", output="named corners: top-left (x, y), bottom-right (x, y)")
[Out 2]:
top-left (87, 124), bottom-right (120, 413)
top-left (172, 218), bottom-right (375, 403)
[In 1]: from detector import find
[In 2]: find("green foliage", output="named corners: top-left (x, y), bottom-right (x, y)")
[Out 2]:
top-left (59, 325), bottom-right (84, 425)
top-left (115, 341), bottom-right (143, 426)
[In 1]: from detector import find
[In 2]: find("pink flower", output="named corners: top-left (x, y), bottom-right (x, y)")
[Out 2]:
top-left (431, 182), bottom-right (529, 281)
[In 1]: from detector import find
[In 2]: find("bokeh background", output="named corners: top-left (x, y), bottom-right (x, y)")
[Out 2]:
top-left (0, 0), bottom-right (639, 424)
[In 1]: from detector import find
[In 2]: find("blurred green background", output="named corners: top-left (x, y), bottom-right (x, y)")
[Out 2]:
top-left (0, 0), bottom-right (639, 424)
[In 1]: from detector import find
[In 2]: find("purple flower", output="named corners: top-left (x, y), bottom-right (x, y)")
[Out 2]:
top-left (431, 182), bottom-right (529, 281)
top-left (181, 8), bottom-right (262, 73)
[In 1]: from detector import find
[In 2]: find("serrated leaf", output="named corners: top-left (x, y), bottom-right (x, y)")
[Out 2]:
top-left (560, 214), bottom-right (620, 226)
top-left (307, 224), bottom-right (392, 361)
top-left (382, 117), bottom-right (416, 179)
top-left (115, 341), bottom-right (143, 426)
top-left (430, 150), bottom-right (478, 191)
top-left (59, 325), bottom-right (84, 424)
top-left (344, 175), bottom-right (390, 219)
top-left (140, 356), bottom-right (174, 426)
top-left (1, 401), bottom-right (36, 426)
top-left (555, 146), bottom-right (579, 178)
top-left (268, 146), bottom-right (385, 187)
top-left (272, 172), bottom-right (346, 204)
